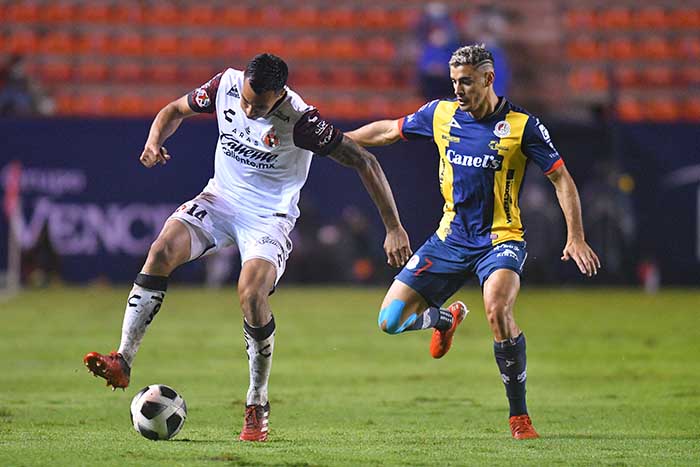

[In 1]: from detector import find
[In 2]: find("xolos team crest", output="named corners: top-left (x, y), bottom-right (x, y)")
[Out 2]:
top-left (263, 128), bottom-right (280, 149)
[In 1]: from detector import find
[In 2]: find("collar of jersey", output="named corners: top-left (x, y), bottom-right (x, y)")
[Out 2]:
top-left (463, 96), bottom-right (508, 122)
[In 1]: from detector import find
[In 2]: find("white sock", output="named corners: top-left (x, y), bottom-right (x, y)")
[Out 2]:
top-left (117, 283), bottom-right (166, 366)
top-left (243, 317), bottom-right (275, 406)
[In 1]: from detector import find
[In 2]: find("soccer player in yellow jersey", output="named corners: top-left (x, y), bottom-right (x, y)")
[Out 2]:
top-left (347, 44), bottom-right (600, 439)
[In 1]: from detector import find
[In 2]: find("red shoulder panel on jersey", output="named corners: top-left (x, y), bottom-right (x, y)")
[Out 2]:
top-left (292, 109), bottom-right (343, 156)
top-left (544, 158), bottom-right (564, 175)
top-left (187, 70), bottom-right (224, 114)
top-left (397, 117), bottom-right (407, 141)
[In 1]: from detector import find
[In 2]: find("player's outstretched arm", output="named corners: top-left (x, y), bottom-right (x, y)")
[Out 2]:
top-left (328, 135), bottom-right (412, 267)
top-left (140, 96), bottom-right (197, 168)
top-left (547, 165), bottom-right (601, 277)
top-left (346, 120), bottom-right (402, 147)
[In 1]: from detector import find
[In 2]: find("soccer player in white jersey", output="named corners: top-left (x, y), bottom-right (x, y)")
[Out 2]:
top-left (83, 54), bottom-right (412, 442)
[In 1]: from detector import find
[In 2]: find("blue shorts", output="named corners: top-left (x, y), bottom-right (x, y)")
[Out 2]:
top-left (395, 234), bottom-right (528, 307)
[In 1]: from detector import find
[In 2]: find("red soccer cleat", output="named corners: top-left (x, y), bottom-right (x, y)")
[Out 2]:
top-left (239, 402), bottom-right (270, 442)
top-left (83, 351), bottom-right (131, 390)
top-left (509, 414), bottom-right (540, 440)
top-left (430, 301), bottom-right (469, 358)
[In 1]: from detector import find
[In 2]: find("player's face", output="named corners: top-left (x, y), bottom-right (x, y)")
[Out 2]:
top-left (241, 78), bottom-right (283, 119)
top-left (450, 65), bottom-right (493, 112)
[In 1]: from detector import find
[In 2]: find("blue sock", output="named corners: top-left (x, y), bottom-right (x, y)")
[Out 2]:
top-left (406, 307), bottom-right (453, 331)
top-left (494, 333), bottom-right (528, 417)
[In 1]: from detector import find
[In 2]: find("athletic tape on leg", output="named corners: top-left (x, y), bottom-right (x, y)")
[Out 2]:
top-left (378, 299), bottom-right (417, 335)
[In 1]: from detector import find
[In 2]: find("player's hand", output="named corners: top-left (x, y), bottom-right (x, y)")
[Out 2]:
top-left (384, 226), bottom-right (412, 268)
top-left (561, 238), bottom-right (601, 277)
top-left (140, 143), bottom-right (171, 168)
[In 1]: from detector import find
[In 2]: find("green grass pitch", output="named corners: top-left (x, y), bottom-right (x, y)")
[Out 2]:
top-left (1, 286), bottom-right (699, 466)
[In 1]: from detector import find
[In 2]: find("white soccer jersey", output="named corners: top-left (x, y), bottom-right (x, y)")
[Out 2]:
top-left (186, 68), bottom-right (342, 221)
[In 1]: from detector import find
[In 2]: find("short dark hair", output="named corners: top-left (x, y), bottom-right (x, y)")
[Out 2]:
top-left (244, 53), bottom-right (288, 94)
top-left (449, 44), bottom-right (494, 69)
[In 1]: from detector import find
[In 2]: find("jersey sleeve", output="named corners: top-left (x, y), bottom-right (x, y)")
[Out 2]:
top-left (292, 109), bottom-right (343, 156)
top-left (186, 70), bottom-right (224, 114)
top-left (522, 116), bottom-right (564, 174)
top-left (398, 99), bottom-right (439, 140)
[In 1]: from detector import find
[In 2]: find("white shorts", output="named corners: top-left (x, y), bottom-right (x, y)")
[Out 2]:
top-left (168, 192), bottom-right (294, 284)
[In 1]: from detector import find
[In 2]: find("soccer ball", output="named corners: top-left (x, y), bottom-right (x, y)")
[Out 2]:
top-left (130, 384), bottom-right (187, 441)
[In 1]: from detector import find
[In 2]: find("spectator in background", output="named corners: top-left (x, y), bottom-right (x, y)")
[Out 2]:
top-left (416, 3), bottom-right (460, 101)
top-left (460, 5), bottom-right (511, 97)
top-left (0, 54), bottom-right (52, 116)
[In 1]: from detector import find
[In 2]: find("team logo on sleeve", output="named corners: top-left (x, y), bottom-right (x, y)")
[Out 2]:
top-left (263, 128), bottom-right (280, 149)
top-left (194, 88), bottom-right (210, 108)
top-left (493, 120), bottom-right (511, 138)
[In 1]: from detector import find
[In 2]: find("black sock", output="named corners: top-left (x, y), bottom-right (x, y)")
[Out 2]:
top-left (494, 333), bottom-right (528, 417)
top-left (406, 307), bottom-right (453, 331)
top-left (135, 273), bottom-right (168, 291)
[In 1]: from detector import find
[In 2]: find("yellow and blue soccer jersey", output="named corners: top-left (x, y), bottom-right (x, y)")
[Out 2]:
top-left (399, 97), bottom-right (564, 248)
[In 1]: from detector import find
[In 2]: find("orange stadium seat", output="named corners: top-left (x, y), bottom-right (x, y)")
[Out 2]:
top-left (612, 66), bottom-right (639, 88)
top-left (182, 3), bottom-right (216, 27)
top-left (77, 32), bottom-right (111, 55)
top-left (287, 35), bottom-right (321, 60)
top-left (675, 36), bottom-right (700, 61)
top-left (38, 60), bottom-right (72, 83)
top-left (564, 9), bottom-right (596, 30)
top-left (143, 2), bottom-right (181, 26)
top-left (369, 67), bottom-right (394, 90)
top-left (364, 36), bottom-right (397, 61)
top-left (147, 93), bottom-right (173, 114)
top-left (111, 33), bottom-right (145, 57)
top-left (146, 62), bottom-right (179, 83)
top-left (256, 36), bottom-right (286, 57)
top-left (180, 64), bottom-right (216, 87)
top-left (597, 7), bottom-right (632, 30)
top-left (71, 92), bottom-right (112, 116)
top-left (6, 1), bottom-right (40, 23)
top-left (220, 36), bottom-right (253, 60)
top-left (568, 68), bottom-right (608, 92)
top-left (78, 2), bottom-right (112, 24)
top-left (75, 61), bottom-right (109, 83)
top-left (39, 31), bottom-right (76, 55)
top-left (633, 7), bottom-right (669, 30)
top-left (112, 3), bottom-right (144, 24)
top-left (289, 66), bottom-right (324, 87)
top-left (324, 66), bottom-right (362, 88)
top-left (320, 6), bottom-right (357, 29)
top-left (616, 97), bottom-right (644, 121)
top-left (288, 6), bottom-right (320, 29)
top-left (641, 66), bottom-right (674, 87)
top-left (113, 61), bottom-right (144, 83)
top-left (220, 5), bottom-right (258, 28)
top-left (396, 8), bottom-right (420, 30)
top-left (151, 34), bottom-right (180, 57)
top-left (326, 37), bottom-right (363, 60)
top-left (679, 66), bottom-right (700, 86)
top-left (41, 2), bottom-right (76, 24)
top-left (606, 37), bottom-right (636, 61)
top-left (182, 35), bottom-right (216, 60)
top-left (566, 37), bottom-right (601, 60)
top-left (669, 8), bottom-right (700, 29)
top-left (683, 97), bottom-right (700, 121)
top-left (646, 98), bottom-right (680, 121)
top-left (54, 91), bottom-right (76, 115)
top-left (6, 30), bottom-right (39, 55)
top-left (638, 36), bottom-right (672, 61)
top-left (113, 93), bottom-right (146, 117)
top-left (362, 7), bottom-right (392, 29)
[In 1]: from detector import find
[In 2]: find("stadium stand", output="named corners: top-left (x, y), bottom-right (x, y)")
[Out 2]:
top-left (1, 0), bottom-right (697, 121)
